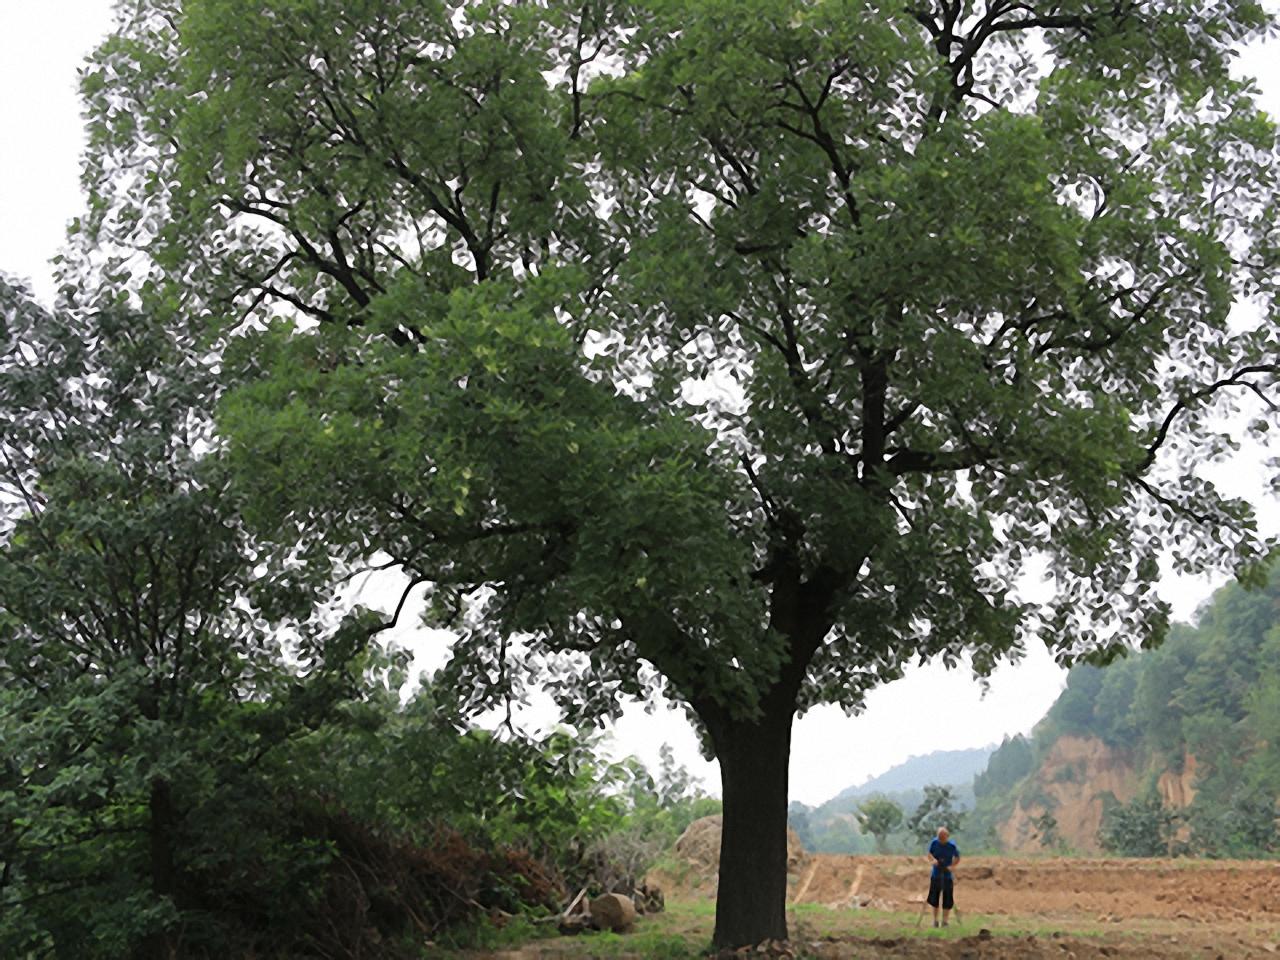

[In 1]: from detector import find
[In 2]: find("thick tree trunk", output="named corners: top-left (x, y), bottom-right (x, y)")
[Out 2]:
top-left (150, 778), bottom-right (178, 898)
top-left (663, 558), bottom-right (843, 950)
top-left (708, 701), bottom-right (795, 949)
top-left (140, 779), bottom-right (179, 960)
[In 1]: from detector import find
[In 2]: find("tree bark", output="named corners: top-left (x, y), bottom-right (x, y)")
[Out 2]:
top-left (141, 778), bottom-right (178, 960)
top-left (150, 778), bottom-right (177, 899)
top-left (706, 698), bottom-right (795, 949)
top-left (663, 562), bottom-right (843, 950)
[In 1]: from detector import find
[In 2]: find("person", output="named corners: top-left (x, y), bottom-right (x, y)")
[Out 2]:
top-left (926, 827), bottom-right (960, 928)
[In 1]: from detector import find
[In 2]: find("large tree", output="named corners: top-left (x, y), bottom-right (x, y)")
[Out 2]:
top-left (0, 277), bottom-right (362, 956)
top-left (82, 0), bottom-right (1280, 945)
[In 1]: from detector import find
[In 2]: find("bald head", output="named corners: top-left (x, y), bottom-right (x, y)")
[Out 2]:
top-left (937, 827), bottom-right (949, 841)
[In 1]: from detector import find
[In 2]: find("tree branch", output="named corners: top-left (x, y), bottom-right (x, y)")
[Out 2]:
top-left (1136, 365), bottom-right (1280, 473)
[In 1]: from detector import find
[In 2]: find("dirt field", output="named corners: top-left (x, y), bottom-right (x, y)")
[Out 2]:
top-left (782, 854), bottom-right (1280, 923)
top-left (488, 856), bottom-right (1280, 960)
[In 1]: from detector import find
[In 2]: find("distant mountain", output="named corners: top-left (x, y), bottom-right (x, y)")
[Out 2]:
top-left (834, 746), bottom-right (997, 801)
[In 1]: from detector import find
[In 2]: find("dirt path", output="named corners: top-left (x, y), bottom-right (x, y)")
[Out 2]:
top-left (498, 907), bottom-right (1280, 960)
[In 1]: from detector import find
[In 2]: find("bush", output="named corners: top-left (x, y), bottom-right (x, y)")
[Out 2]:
top-left (1186, 789), bottom-right (1279, 858)
top-left (1030, 811), bottom-right (1062, 851)
top-left (1097, 793), bottom-right (1178, 857)
top-left (906, 785), bottom-right (966, 846)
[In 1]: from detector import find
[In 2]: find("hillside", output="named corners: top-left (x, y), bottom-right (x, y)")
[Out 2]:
top-left (970, 566), bottom-right (1280, 856)
top-left (791, 567), bottom-right (1280, 858)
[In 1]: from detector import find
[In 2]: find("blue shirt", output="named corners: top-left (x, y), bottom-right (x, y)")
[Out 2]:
top-left (928, 838), bottom-right (959, 879)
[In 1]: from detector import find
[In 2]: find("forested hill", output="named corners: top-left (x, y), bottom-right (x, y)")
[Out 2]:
top-left (969, 567), bottom-right (1280, 857)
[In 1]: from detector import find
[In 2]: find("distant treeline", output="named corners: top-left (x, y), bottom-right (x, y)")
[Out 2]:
top-left (789, 783), bottom-right (977, 855)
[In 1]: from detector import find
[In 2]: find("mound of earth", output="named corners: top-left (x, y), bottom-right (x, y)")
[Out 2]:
top-left (647, 815), bottom-right (809, 900)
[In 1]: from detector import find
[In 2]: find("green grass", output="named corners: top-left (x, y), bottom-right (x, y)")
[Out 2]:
top-left (430, 914), bottom-right (559, 952)
top-left (552, 930), bottom-right (707, 960)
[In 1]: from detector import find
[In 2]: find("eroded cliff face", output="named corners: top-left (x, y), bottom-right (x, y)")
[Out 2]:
top-left (1157, 753), bottom-right (1198, 808)
top-left (996, 735), bottom-right (1196, 854)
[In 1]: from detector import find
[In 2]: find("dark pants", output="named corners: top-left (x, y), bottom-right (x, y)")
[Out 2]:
top-left (927, 874), bottom-right (954, 910)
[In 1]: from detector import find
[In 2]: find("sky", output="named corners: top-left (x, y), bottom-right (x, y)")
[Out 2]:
top-left (2, 0), bottom-right (1279, 807)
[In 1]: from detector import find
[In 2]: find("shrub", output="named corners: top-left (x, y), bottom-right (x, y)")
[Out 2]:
top-left (1097, 793), bottom-right (1178, 857)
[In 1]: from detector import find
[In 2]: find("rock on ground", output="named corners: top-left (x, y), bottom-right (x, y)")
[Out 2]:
top-left (589, 892), bottom-right (637, 933)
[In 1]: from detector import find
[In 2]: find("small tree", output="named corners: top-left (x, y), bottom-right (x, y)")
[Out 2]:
top-left (609, 743), bottom-right (722, 859)
top-left (1030, 811), bottom-right (1062, 852)
top-left (908, 785), bottom-right (967, 847)
top-left (855, 797), bottom-right (905, 854)
top-left (1097, 793), bottom-right (1178, 857)
top-left (0, 280), bottom-right (332, 956)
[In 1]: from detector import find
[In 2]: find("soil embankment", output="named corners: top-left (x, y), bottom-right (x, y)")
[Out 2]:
top-left (994, 736), bottom-right (1203, 854)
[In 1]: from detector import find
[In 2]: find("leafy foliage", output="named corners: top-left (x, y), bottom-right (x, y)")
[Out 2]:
top-left (0, 276), bottom-right (327, 956)
top-left (906, 786), bottom-right (967, 846)
top-left (1028, 659), bottom-right (1147, 750)
top-left (974, 736), bottom-right (1035, 801)
top-left (620, 745), bottom-right (724, 850)
top-left (81, 0), bottom-right (1280, 727)
top-left (1184, 789), bottom-right (1279, 858)
top-left (587, 745), bottom-right (722, 891)
top-left (1029, 811), bottom-right (1062, 852)
top-left (0, 279), bottom-right (638, 957)
top-left (1097, 793), bottom-right (1179, 858)
top-left (854, 797), bottom-right (905, 854)
top-left (272, 678), bottom-right (629, 865)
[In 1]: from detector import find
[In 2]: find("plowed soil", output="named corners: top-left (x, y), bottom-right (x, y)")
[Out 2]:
top-left (784, 854), bottom-right (1280, 923)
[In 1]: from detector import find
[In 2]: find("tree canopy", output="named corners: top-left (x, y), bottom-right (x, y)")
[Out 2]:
top-left (854, 796), bottom-right (905, 853)
top-left (0, 276), bottom-right (331, 954)
top-left (0, 277), bottom-right (661, 957)
top-left (77, 0), bottom-right (1280, 946)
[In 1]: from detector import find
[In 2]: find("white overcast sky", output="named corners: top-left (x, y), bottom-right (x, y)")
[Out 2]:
top-left (2, 1), bottom-right (1279, 806)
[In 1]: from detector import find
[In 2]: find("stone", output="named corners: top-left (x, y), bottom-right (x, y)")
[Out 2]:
top-left (589, 892), bottom-right (637, 933)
